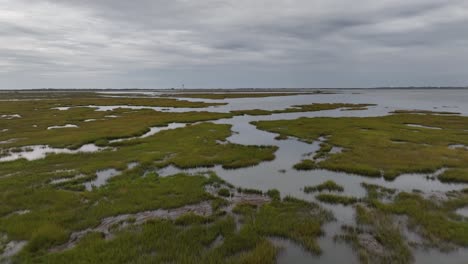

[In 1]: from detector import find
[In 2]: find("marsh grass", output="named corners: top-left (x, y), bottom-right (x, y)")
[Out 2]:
top-left (254, 113), bottom-right (468, 180)
top-left (266, 189), bottom-right (281, 201)
top-left (218, 188), bottom-right (231, 197)
top-left (361, 183), bottom-right (396, 201)
top-left (174, 213), bottom-right (215, 226)
top-left (293, 160), bottom-right (317, 170)
top-left (376, 192), bottom-right (468, 247)
top-left (359, 183), bottom-right (468, 249)
top-left (19, 183), bottom-right (334, 263)
top-left (232, 103), bottom-right (374, 116)
top-left (235, 197), bottom-right (333, 255)
top-left (316, 194), bottom-right (359, 206)
top-left (0, 93), bottom-right (342, 262)
top-left (304, 180), bottom-right (344, 193)
top-left (312, 143), bottom-right (333, 161)
top-left (438, 168), bottom-right (468, 183)
top-left (0, 97), bottom-right (281, 260)
top-left (0, 103), bottom-right (232, 149)
top-left (237, 188), bottom-right (263, 195)
top-left (337, 205), bottom-right (413, 264)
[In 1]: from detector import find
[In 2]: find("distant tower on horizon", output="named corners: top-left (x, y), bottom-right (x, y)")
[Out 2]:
top-left (182, 84), bottom-right (184, 89)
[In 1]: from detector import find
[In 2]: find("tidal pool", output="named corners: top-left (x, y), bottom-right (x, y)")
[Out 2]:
top-left (84, 168), bottom-right (121, 191)
top-left (0, 144), bottom-right (104, 162)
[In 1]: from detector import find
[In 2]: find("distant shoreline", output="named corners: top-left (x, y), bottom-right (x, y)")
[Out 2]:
top-left (1, 87), bottom-right (467, 92)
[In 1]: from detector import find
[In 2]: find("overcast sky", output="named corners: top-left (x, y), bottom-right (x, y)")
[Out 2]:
top-left (1, 0), bottom-right (468, 89)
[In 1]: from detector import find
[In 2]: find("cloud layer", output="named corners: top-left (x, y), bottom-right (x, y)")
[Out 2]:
top-left (1, 0), bottom-right (467, 88)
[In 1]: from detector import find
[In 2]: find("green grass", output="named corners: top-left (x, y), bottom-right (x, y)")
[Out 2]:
top-left (0, 102), bottom-right (232, 149)
top-left (358, 183), bottom-right (468, 250)
top-left (31, 217), bottom-right (243, 263)
top-left (237, 188), bottom-right (263, 195)
top-left (11, 179), bottom-right (334, 263)
top-left (0, 93), bottom-right (284, 261)
top-left (235, 197), bottom-right (334, 255)
top-left (375, 192), bottom-right (468, 247)
top-left (0, 121), bottom-right (277, 261)
top-left (316, 194), bottom-right (358, 206)
top-left (1, 173), bottom-right (215, 259)
top-left (232, 203), bottom-right (258, 215)
top-left (304, 180), bottom-right (344, 193)
top-left (312, 143), bottom-right (333, 161)
top-left (253, 113), bottom-right (468, 180)
top-left (218, 188), bottom-right (231, 197)
top-left (438, 168), bottom-right (468, 183)
top-left (293, 160), bottom-right (317, 170)
top-left (274, 134), bottom-right (289, 140)
top-left (232, 103), bottom-right (374, 116)
top-left (360, 183), bottom-right (396, 201)
top-left (174, 213), bottom-right (215, 226)
top-left (266, 189), bottom-right (281, 201)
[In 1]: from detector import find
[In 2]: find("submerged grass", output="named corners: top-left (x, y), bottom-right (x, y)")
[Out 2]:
top-left (359, 183), bottom-right (468, 251)
top-left (337, 205), bottom-right (413, 264)
top-left (376, 192), bottom-right (468, 247)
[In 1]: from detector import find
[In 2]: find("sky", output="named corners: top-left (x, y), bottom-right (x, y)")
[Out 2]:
top-left (1, 0), bottom-right (468, 89)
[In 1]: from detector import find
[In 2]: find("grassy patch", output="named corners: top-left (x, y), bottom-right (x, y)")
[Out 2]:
top-left (293, 160), bottom-right (317, 170)
top-left (15, 179), bottom-right (334, 263)
top-left (438, 168), bottom-right (468, 183)
top-left (237, 188), bottom-right (263, 195)
top-left (253, 113), bottom-right (468, 179)
top-left (304, 180), bottom-right (344, 193)
top-left (232, 203), bottom-right (258, 215)
top-left (361, 183), bottom-right (396, 201)
top-left (266, 189), bottom-right (281, 201)
top-left (174, 213), bottom-right (215, 226)
top-left (233, 103), bottom-right (374, 116)
top-left (238, 198), bottom-right (333, 254)
top-left (316, 194), bottom-right (358, 206)
top-left (358, 183), bottom-right (468, 250)
top-left (218, 188), bottom-right (231, 197)
top-left (274, 134), bottom-right (288, 140)
top-left (337, 205), bottom-right (413, 264)
top-left (312, 142), bottom-right (333, 161)
top-left (376, 192), bottom-right (468, 247)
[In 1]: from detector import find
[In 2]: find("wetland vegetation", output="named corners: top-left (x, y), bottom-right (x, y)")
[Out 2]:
top-left (161, 92), bottom-right (317, 99)
top-left (254, 112), bottom-right (468, 181)
top-left (1, 90), bottom-right (468, 264)
top-left (304, 180), bottom-right (344, 193)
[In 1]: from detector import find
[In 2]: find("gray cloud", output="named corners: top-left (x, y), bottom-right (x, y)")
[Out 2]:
top-left (0, 0), bottom-right (467, 88)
